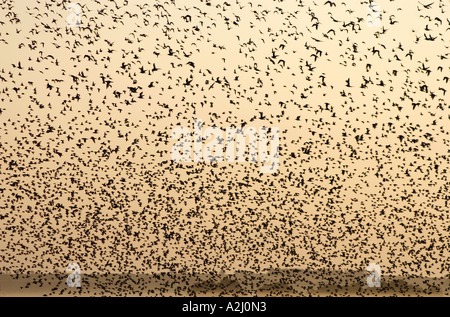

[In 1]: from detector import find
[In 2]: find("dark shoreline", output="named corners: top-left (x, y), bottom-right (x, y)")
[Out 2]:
top-left (1, 269), bottom-right (448, 296)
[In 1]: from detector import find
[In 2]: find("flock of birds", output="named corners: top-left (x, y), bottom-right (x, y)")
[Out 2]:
top-left (0, 0), bottom-right (449, 296)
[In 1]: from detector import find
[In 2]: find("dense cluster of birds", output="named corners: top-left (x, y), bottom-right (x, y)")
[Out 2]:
top-left (0, 0), bottom-right (448, 296)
